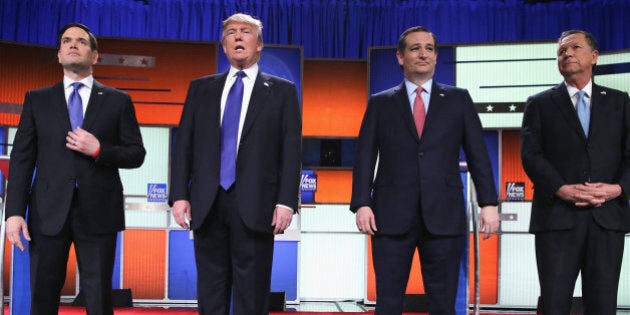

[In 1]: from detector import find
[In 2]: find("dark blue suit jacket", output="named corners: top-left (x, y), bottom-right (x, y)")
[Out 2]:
top-left (521, 82), bottom-right (630, 233)
top-left (351, 81), bottom-right (498, 236)
top-left (6, 80), bottom-right (146, 236)
top-left (169, 71), bottom-right (302, 234)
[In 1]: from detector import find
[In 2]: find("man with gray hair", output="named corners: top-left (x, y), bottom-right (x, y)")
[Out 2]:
top-left (169, 13), bottom-right (302, 315)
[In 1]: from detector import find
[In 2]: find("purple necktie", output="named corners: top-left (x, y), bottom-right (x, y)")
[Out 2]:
top-left (220, 71), bottom-right (246, 190)
top-left (68, 82), bottom-right (84, 130)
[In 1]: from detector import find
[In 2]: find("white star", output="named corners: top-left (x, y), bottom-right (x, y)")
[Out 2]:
top-left (509, 104), bottom-right (517, 112)
top-left (486, 105), bottom-right (494, 112)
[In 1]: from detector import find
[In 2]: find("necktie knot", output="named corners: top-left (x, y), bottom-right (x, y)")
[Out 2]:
top-left (71, 82), bottom-right (83, 92)
top-left (236, 70), bottom-right (246, 79)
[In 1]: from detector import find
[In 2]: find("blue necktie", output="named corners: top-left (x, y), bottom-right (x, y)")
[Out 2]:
top-left (68, 82), bottom-right (84, 130)
top-left (576, 90), bottom-right (590, 136)
top-left (220, 71), bottom-right (246, 190)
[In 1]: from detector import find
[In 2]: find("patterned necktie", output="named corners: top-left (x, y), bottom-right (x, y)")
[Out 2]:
top-left (220, 71), bottom-right (246, 190)
top-left (413, 87), bottom-right (426, 139)
top-left (68, 82), bottom-right (84, 130)
top-left (576, 90), bottom-right (590, 136)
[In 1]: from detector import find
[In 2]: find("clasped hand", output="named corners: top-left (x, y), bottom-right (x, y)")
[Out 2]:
top-left (556, 182), bottom-right (622, 207)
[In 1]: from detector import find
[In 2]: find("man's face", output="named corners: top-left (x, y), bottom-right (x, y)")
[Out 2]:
top-left (57, 27), bottom-right (98, 72)
top-left (222, 21), bottom-right (263, 69)
top-left (396, 31), bottom-right (437, 79)
top-left (557, 33), bottom-right (598, 78)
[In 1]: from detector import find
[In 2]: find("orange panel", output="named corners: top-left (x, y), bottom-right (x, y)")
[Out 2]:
top-left (122, 230), bottom-right (166, 299)
top-left (313, 170), bottom-right (352, 203)
top-left (501, 130), bottom-right (533, 200)
top-left (303, 60), bottom-right (367, 137)
top-left (3, 237), bottom-right (10, 294)
top-left (96, 39), bottom-right (217, 126)
top-left (61, 244), bottom-right (78, 296)
top-left (0, 40), bottom-right (217, 126)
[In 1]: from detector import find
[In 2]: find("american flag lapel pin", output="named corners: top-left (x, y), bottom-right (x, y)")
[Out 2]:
top-left (600, 90), bottom-right (606, 95)
top-left (439, 93), bottom-right (445, 97)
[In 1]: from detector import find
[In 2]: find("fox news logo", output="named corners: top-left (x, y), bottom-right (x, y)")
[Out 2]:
top-left (505, 182), bottom-right (525, 201)
top-left (300, 173), bottom-right (317, 192)
top-left (147, 183), bottom-right (168, 203)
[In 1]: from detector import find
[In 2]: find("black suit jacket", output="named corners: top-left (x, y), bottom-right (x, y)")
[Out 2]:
top-left (350, 81), bottom-right (498, 236)
top-left (521, 82), bottom-right (630, 233)
top-left (169, 71), bottom-right (302, 233)
top-left (6, 80), bottom-right (146, 236)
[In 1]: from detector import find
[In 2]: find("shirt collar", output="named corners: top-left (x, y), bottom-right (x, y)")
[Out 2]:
top-left (228, 64), bottom-right (259, 81)
top-left (565, 80), bottom-right (593, 98)
top-left (63, 75), bottom-right (94, 89)
top-left (405, 78), bottom-right (433, 97)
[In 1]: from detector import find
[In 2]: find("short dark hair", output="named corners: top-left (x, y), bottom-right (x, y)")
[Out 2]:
top-left (559, 29), bottom-right (598, 52)
top-left (57, 22), bottom-right (98, 51)
top-left (397, 26), bottom-right (437, 54)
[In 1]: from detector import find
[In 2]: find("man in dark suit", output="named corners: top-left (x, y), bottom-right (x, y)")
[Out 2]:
top-left (5, 23), bottom-right (146, 315)
top-left (169, 13), bottom-right (302, 315)
top-left (351, 26), bottom-right (499, 315)
top-left (521, 29), bottom-right (630, 315)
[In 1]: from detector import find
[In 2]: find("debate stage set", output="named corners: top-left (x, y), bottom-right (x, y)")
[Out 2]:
top-left (2, 2), bottom-right (630, 314)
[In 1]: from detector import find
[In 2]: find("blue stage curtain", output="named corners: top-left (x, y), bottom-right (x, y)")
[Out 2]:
top-left (1, 0), bottom-right (629, 59)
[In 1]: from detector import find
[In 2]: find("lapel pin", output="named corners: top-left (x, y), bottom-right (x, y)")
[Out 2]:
top-left (439, 93), bottom-right (445, 97)
top-left (98, 92), bottom-right (103, 95)
top-left (264, 82), bottom-right (270, 87)
top-left (601, 91), bottom-right (606, 95)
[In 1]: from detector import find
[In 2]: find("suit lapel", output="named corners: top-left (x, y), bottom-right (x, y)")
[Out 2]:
top-left (241, 72), bottom-right (272, 139)
top-left (551, 83), bottom-right (587, 139)
top-left (51, 82), bottom-right (73, 131)
top-left (82, 80), bottom-right (106, 130)
top-left (393, 83), bottom-right (420, 141)
top-left (423, 83), bottom-right (447, 138)
top-left (588, 84), bottom-right (608, 138)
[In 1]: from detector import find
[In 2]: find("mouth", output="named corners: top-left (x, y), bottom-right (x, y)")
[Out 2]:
top-left (234, 45), bottom-right (245, 51)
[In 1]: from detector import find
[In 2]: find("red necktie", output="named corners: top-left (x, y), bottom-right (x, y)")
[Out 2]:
top-left (413, 87), bottom-right (426, 138)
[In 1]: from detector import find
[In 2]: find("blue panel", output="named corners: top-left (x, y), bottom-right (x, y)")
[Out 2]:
top-left (369, 48), bottom-right (403, 95)
top-left (167, 230), bottom-right (197, 300)
top-left (0, 127), bottom-right (5, 155)
top-left (218, 46), bottom-right (303, 103)
top-left (111, 231), bottom-right (123, 289)
top-left (270, 241), bottom-right (298, 301)
top-left (10, 235), bottom-right (31, 314)
top-left (483, 131), bottom-right (500, 191)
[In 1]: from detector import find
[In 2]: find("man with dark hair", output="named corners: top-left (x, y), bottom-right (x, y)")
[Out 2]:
top-left (5, 22), bottom-right (145, 314)
top-left (521, 29), bottom-right (630, 314)
top-left (351, 25), bottom-right (499, 315)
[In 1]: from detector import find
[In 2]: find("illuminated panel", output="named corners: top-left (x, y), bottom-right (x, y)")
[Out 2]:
top-left (595, 50), bottom-right (630, 94)
top-left (456, 42), bottom-right (560, 128)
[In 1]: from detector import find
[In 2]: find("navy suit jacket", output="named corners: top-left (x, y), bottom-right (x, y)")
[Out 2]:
top-left (351, 81), bottom-right (498, 236)
top-left (521, 82), bottom-right (630, 233)
top-left (169, 71), bottom-right (302, 233)
top-left (6, 80), bottom-right (146, 235)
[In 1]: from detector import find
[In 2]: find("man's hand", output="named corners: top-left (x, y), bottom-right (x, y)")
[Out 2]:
top-left (271, 207), bottom-right (293, 235)
top-left (556, 183), bottom-right (621, 207)
top-left (583, 182), bottom-right (622, 207)
top-left (479, 205), bottom-right (499, 239)
top-left (356, 206), bottom-right (378, 235)
top-left (66, 127), bottom-right (100, 156)
top-left (172, 200), bottom-right (192, 230)
top-left (6, 215), bottom-right (30, 251)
